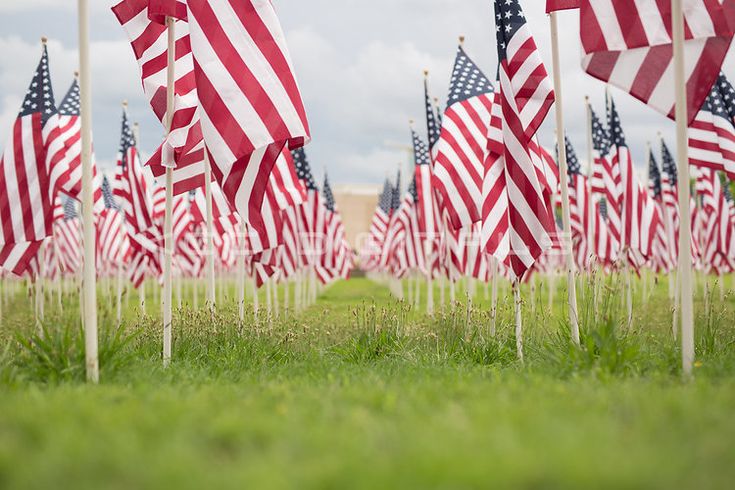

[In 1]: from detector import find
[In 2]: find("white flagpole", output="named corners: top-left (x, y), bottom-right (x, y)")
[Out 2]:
top-left (658, 132), bottom-right (677, 304)
top-left (203, 153), bottom-right (216, 310)
top-left (425, 243), bottom-right (434, 315)
top-left (490, 256), bottom-right (499, 336)
top-left (77, 1), bottom-right (99, 382)
top-left (251, 274), bottom-right (259, 318)
top-left (513, 279), bottom-right (523, 362)
top-left (36, 240), bottom-right (45, 327)
top-left (585, 97), bottom-right (597, 281)
top-left (672, 0), bottom-right (695, 376)
top-left (237, 222), bottom-right (246, 321)
top-left (161, 15), bottom-right (176, 367)
top-left (549, 11), bottom-right (580, 344)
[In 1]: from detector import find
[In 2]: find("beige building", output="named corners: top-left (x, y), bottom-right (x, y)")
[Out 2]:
top-left (332, 183), bottom-right (382, 252)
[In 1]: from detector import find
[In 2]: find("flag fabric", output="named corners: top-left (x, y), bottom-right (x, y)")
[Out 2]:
top-left (96, 176), bottom-right (128, 274)
top-left (688, 73), bottom-right (735, 179)
top-left (379, 172), bottom-right (402, 269)
top-left (432, 44), bottom-right (497, 229)
top-left (660, 138), bottom-right (680, 264)
top-left (53, 196), bottom-right (83, 275)
top-left (112, 0), bottom-right (207, 195)
top-left (490, 0), bottom-right (556, 280)
top-left (113, 109), bottom-right (156, 236)
top-left (361, 180), bottom-right (393, 270)
top-left (564, 137), bottom-right (592, 269)
top-left (546, 0), bottom-right (579, 13)
top-left (292, 148), bottom-right (322, 267)
top-left (608, 96), bottom-right (662, 265)
top-left (0, 45), bottom-right (67, 275)
top-left (580, 0), bottom-right (735, 124)
top-left (647, 149), bottom-right (674, 272)
top-left (412, 129), bottom-right (439, 274)
top-left (589, 102), bottom-right (622, 244)
top-left (186, 0), bottom-right (310, 222)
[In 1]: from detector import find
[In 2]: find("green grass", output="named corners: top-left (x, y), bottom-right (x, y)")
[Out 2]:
top-left (1, 275), bottom-right (734, 489)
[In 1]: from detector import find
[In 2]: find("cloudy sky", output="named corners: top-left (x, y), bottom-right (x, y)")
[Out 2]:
top-left (0, 0), bottom-right (727, 185)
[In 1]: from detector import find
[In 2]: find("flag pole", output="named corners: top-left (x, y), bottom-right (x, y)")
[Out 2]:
top-left (162, 15), bottom-right (176, 367)
top-left (672, 0), bottom-right (695, 376)
top-left (659, 132), bottom-right (676, 304)
top-left (132, 121), bottom-right (146, 314)
top-left (203, 153), bottom-right (216, 310)
top-left (76, 4), bottom-right (99, 382)
top-left (585, 97), bottom-right (597, 290)
top-left (513, 279), bottom-right (523, 362)
top-left (549, 10), bottom-right (580, 344)
top-left (237, 221), bottom-right (246, 322)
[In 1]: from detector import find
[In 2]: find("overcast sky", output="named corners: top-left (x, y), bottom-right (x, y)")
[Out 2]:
top-left (1, 0), bottom-right (731, 186)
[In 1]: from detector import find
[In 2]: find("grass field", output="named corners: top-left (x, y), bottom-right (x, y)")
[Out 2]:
top-left (1, 275), bottom-right (735, 489)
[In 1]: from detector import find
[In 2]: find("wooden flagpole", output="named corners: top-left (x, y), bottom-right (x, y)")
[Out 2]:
top-left (77, 2), bottom-right (99, 382)
top-left (672, 0), bottom-right (695, 376)
top-left (162, 15), bottom-right (176, 367)
top-left (549, 10), bottom-right (580, 344)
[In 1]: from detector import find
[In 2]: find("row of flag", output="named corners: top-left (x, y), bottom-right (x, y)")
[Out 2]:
top-left (360, 0), bottom-right (735, 295)
top-left (0, 0), bottom-right (352, 295)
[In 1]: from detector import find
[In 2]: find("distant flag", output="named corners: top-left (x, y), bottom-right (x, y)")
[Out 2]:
top-left (53, 77), bottom-right (104, 212)
top-left (607, 96), bottom-right (662, 264)
top-left (362, 180), bottom-right (393, 270)
top-left (564, 137), bottom-right (591, 268)
top-left (589, 102), bottom-right (622, 243)
top-left (580, 0), bottom-right (735, 123)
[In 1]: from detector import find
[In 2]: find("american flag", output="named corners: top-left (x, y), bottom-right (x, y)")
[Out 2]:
top-left (386, 177), bottom-right (425, 278)
top-left (53, 78), bottom-right (104, 212)
top-left (580, 0), bottom-right (735, 124)
top-left (431, 43), bottom-right (496, 229)
top-left (660, 138), bottom-right (680, 263)
top-left (688, 73), bottom-right (735, 179)
top-left (0, 45), bottom-right (66, 275)
top-left (564, 137), bottom-right (591, 269)
top-left (608, 96), bottom-right (661, 265)
top-left (293, 148), bottom-right (321, 266)
top-left (112, 0), bottom-right (207, 195)
top-left (492, 0), bottom-right (556, 280)
top-left (361, 179), bottom-right (392, 270)
top-left (589, 102), bottom-right (622, 243)
top-left (315, 175), bottom-right (352, 283)
top-left (647, 149), bottom-right (674, 272)
top-left (53, 196), bottom-right (83, 275)
top-left (412, 129), bottom-right (438, 267)
top-left (186, 0), bottom-right (310, 223)
top-left (97, 176), bottom-right (128, 274)
top-left (379, 172), bottom-right (402, 269)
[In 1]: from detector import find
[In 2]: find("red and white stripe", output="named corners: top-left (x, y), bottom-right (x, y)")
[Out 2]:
top-left (580, 0), bottom-right (735, 123)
